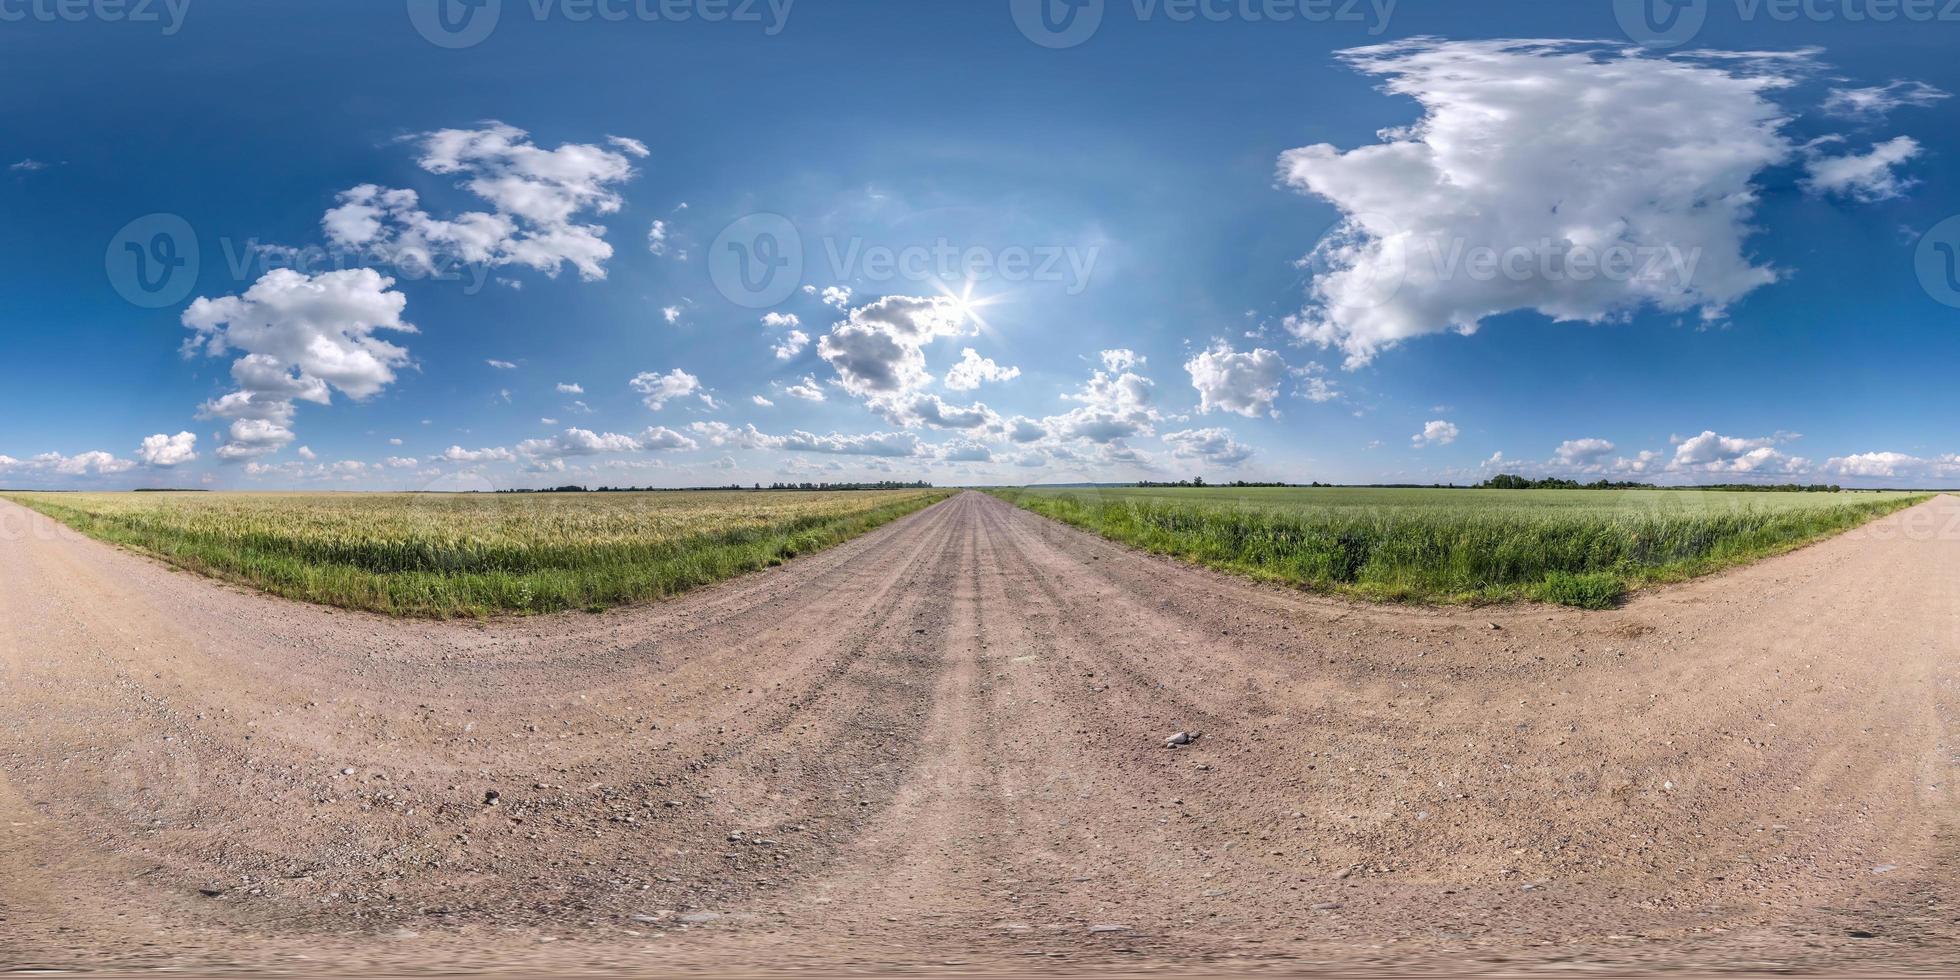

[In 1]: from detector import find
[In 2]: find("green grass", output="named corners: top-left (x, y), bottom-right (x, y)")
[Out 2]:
top-left (988, 486), bottom-right (1928, 608)
top-left (2, 489), bottom-right (951, 618)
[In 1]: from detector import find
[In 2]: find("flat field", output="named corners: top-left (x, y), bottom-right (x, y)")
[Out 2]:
top-left (0, 489), bottom-right (950, 617)
top-left (989, 485), bottom-right (1928, 607)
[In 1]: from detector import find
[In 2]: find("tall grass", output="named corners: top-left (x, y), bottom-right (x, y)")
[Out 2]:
top-left (989, 487), bottom-right (1926, 608)
top-left (4, 489), bottom-right (950, 618)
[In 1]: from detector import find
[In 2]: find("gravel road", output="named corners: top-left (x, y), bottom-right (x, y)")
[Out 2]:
top-left (2, 490), bottom-right (1956, 975)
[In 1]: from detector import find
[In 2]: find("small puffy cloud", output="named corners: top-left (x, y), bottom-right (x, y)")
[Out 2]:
top-left (872, 392), bottom-right (1003, 432)
top-left (751, 394), bottom-right (775, 407)
top-left (688, 421), bottom-right (778, 450)
top-left (783, 375), bottom-right (826, 402)
top-left (1669, 429), bottom-right (1809, 474)
top-left (214, 418), bottom-right (296, 460)
top-left (1411, 419), bottom-right (1459, 448)
top-left (661, 305), bottom-right (683, 324)
top-left (638, 425), bottom-right (698, 451)
top-left (937, 440), bottom-right (994, 463)
top-left (1162, 427), bottom-right (1255, 466)
top-left (182, 268), bottom-right (414, 458)
top-left (486, 359), bottom-right (517, 370)
top-left (137, 431), bottom-right (198, 467)
top-left (817, 295), bottom-right (972, 398)
top-left (440, 445), bottom-right (516, 463)
top-left (556, 382), bottom-right (584, 394)
top-left (296, 445), bottom-right (318, 460)
top-left (629, 368), bottom-right (706, 410)
top-left (761, 312), bottom-right (800, 329)
top-left (1822, 80), bottom-right (1949, 118)
top-left (1553, 437), bottom-right (1616, 467)
top-left (385, 456), bottom-right (419, 468)
top-left (1043, 355), bottom-right (1161, 444)
top-left (804, 284), bottom-right (852, 309)
top-left (646, 218), bottom-right (670, 255)
top-left (322, 122), bottom-right (642, 282)
top-left (1292, 362), bottom-right (1340, 403)
top-left (1006, 416), bottom-right (1049, 443)
top-left (1802, 136), bottom-right (1922, 202)
top-left (771, 329), bottom-right (810, 361)
top-left (1185, 344), bottom-right (1285, 417)
top-left (608, 135), bottom-right (650, 157)
top-left (944, 348), bottom-right (1021, 391)
top-left (1280, 40), bottom-right (1805, 366)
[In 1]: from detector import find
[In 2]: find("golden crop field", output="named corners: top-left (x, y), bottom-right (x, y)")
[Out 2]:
top-left (1, 489), bottom-right (951, 617)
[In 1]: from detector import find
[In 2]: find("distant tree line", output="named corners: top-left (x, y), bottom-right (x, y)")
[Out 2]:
top-left (1476, 473), bottom-right (1843, 492)
top-left (496, 481), bottom-right (933, 494)
top-left (1135, 477), bottom-right (1328, 488)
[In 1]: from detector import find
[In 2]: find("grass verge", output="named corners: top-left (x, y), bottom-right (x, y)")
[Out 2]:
top-left (987, 487), bottom-right (1926, 609)
top-left (3, 489), bottom-right (951, 618)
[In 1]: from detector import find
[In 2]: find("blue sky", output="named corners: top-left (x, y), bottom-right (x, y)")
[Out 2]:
top-left (2, 0), bottom-right (1957, 490)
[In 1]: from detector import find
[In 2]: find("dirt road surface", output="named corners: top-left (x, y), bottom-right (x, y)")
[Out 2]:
top-left (2, 491), bottom-right (1957, 976)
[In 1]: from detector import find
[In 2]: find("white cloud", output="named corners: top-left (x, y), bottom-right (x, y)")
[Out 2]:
top-left (1291, 361), bottom-right (1340, 403)
top-left (440, 445), bottom-right (516, 463)
top-left (608, 135), bottom-right (650, 158)
top-left (15, 450), bottom-right (138, 476)
top-left (779, 429), bottom-right (925, 458)
top-left (817, 294), bottom-right (972, 398)
top-left (783, 375), bottom-right (826, 402)
top-left (629, 369), bottom-right (707, 410)
top-left (944, 347), bottom-right (1021, 391)
top-left (1162, 427), bottom-right (1255, 466)
top-left (1553, 437), bottom-right (1616, 467)
top-left (688, 421), bottom-right (777, 450)
top-left (647, 219), bottom-right (670, 255)
top-left (804, 284), bottom-right (852, 309)
top-left (1669, 429), bottom-right (1809, 474)
top-left (1823, 451), bottom-right (1960, 480)
top-left (1185, 344), bottom-right (1285, 417)
top-left (182, 268), bottom-right (414, 459)
top-left (9, 158), bottom-right (49, 172)
top-left (137, 431), bottom-right (198, 467)
top-left (872, 392), bottom-right (1003, 432)
top-left (385, 456), bottom-right (419, 468)
top-left (296, 445), bottom-right (317, 460)
top-left (556, 382), bottom-right (584, 394)
top-left (486, 359), bottom-right (517, 369)
top-left (1411, 419), bottom-right (1458, 448)
top-left (516, 428), bottom-right (643, 458)
top-left (322, 122), bottom-right (642, 282)
top-left (772, 329), bottom-right (810, 361)
top-left (751, 394), bottom-right (775, 407)
top-left (937, 439), bottom-right (994, 463)
top-left (1279, 40), bottom-right (1806, 366)
top-left (761, 311), bottom-right (800, 329)
top-left (1803, 136), bottom-right (1922, 202)
top-left (1043, 354), bottom-right (1161, 444)
top-left (638, 426), bottom-right (698, 451)
top-left (1822, 80), bottom-right (1949, 118)
top-left (661, 305), bottom-right (683, 324)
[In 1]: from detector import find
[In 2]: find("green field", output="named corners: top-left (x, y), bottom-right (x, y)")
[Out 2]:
top-left (1, 489), bottom-right (951, 618)
top-left (988, 486), bottom-right (1929, 608)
